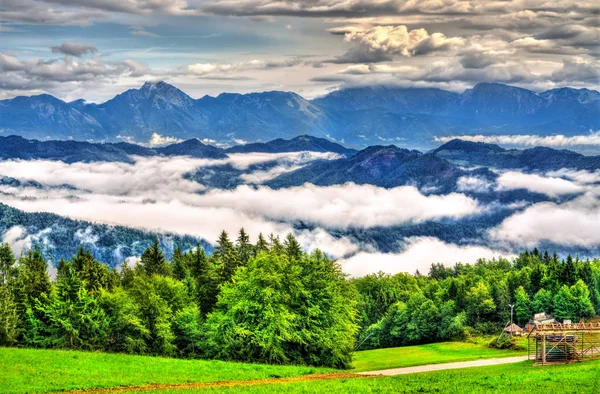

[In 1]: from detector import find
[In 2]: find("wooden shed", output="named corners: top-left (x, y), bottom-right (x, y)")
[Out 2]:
top-left (504, 323), bottom-right (524, 336)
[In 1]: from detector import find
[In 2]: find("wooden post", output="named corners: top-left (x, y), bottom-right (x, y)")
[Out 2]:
top-left (542, 333), bottom-right (546, 365)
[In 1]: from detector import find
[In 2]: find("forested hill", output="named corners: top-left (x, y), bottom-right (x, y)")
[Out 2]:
top-left (225, 135), bottom-right (357, 156)
top-left (434, 139), bottom-right (600, 171)
top-left (0, 135), bottom-right (352, 163)
top-left (0, 203), bottom-right (208, 267)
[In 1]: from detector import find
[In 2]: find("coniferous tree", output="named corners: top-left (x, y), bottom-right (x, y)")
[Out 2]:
top-left (0, 285), bottom-right (19, 345)
top-left (140, 237), bottom-right (170, 277)
top-left (269, 233), bottom-right (284, 255)
top-left (561, 255), bottom-right (578, 286)
top-left (188, 245), bottom-right (217, 315)
top-left (37, 262), bottom-right (109, 350)
top-left (214, 231), bottom-right (238, 283)
top-left (0, 243), bottom-right (15, 286)
top-left (255, 233), bottom-right (269, 255)
top-left (120, 260), bottom-right (135, 288)
top-left (284, 233), bottom-right (302, 261)
top-left (72, 248), bottom-right (111, 294)
top-left (235, 228), bottom-right (253, 266)
top-left (17, 249), bottom-right (52, 308)
top-left (171, 246), bottom-right (189, 281)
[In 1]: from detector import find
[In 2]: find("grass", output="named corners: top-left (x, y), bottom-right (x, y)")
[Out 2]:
top-left (0, 347), bottom-right (332, 394)
top-left (351, 338), bottom-right (527, 372)
top-left (0, 338), bottom-right (530, 393)
top-left (147, 361), bottom-right (600, 393)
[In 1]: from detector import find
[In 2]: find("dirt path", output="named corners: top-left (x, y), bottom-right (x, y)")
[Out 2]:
top-left (57, 356), bottom-right (529, 393)
top-left (58, 372), bottom-right (369, 394)
top-left (357, 356), bottom-right (529, 376)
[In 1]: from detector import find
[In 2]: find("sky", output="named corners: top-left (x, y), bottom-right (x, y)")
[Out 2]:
top-left (0, 1), bottom-right (598, 102)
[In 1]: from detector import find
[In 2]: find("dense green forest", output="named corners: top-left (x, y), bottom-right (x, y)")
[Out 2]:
top-left (0, 231), bottom-right (598, 368)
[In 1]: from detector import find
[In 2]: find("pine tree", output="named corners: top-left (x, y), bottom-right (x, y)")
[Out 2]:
top-left (561, 255), bottom-right (578, 286)
top-left (120, 260), bottom-right (135, 288)
top-left (0, 285), bottom-right (18, 345)
top-left (39, 263), bottom-right (109, 350)
top-left (140, 237), bottom-right (170, 277)
top-left (17, 250), bottom-right (51, 307)
top-left (255, 233), bottom-right (269, 255)
top-left (283, 233), bottom-right (302, 261)
top-left (214, 231), bottom-right (238, 283)
top-left (0, 243), bottom-right (15, 286)
top-left (171, 246), bottom-right (189, 281)
top-left (235, 228), bottom-right (253, 266)
top-left (269, 233), bottom-right (284, 255)
top-left (72, 248), bottom-right (111, 294)
top-left (189, 245), bottom-right (218, 315)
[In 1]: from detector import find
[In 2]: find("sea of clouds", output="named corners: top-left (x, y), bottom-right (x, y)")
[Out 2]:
top-left (1, 152), bottom-right (599, 276)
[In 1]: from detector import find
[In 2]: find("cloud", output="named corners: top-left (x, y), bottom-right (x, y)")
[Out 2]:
top-left (490, 193), bottom-right (600, 248)
top-left (456, 176), bottom-right (493, 193)
top-left (131, 29), bottom-right (160, 38)
top-left (0, 154), bottom-right (480, 259)
top-left (334, 25), bottom-right (465, 63)
top-left (51, 42), bottom-right (98, 57)
top-left (2, 226), bottom-right (32, 256)
top-left (496, 171), bottom-right (587, 197)
top-left (337, 237), bottom-right (513, 277)
top-left (435, 133), bottom-right (600, 147)
top-left (147, 133), bottom-right (184, 147)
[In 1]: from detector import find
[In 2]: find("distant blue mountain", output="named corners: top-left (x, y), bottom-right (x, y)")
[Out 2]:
top-left (433, 139), bottom-right (600, 171)
top-left (0, 82), bottom-right (597, 147)
top-left (226, 135), bottom-right (357, 156)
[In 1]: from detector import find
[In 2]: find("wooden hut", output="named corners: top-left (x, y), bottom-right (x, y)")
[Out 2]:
top-left (504, 323), bottom-right (524, 336)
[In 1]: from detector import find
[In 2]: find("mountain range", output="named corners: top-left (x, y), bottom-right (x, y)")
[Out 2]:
top-left (0, 134), bottom-right (354, 163)
top-left (1, 82), bottom-right (598, 147)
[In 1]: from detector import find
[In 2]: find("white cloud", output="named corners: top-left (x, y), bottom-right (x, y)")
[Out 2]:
top-left (0, 154), bottom-right (479, 259)
top-left (496, 171), bottom-right (586, 197)
top-left (457, 175), bottom-right (493, 193)
top-left (2, 226), bottom-right (32, 256)
top-left (337, 25), bottom-right (466, 62)
top-left (435, 132), bottom-right (600, 147)
top-left (148, 132), bottom-right (184, 147)
top-left (490, 193), bottom-right (600, 248)
top-left (337, 237), bottom-right (513, 277)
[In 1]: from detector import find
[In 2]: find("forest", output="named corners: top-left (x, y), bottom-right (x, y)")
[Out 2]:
top-left (0, 230), bottom-right (598, 369)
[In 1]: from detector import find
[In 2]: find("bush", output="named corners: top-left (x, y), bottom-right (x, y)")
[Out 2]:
top-left (488, 334), bottom-right (517, 349)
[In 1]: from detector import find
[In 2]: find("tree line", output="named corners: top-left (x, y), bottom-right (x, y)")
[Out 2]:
top-left (354, 250), bottom-right (600, 350)
top-left (0, 233), bottom-right (599, 367)
top-left (0, 230), bottom-right (355, 368)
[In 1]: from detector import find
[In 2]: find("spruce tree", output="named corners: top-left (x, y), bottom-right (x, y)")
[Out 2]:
top-left (0, 243), bottom-right (15, 286)
top-left (171, 246), bottom-right (189, 281)
top-left (283, 233), bottom-right (302, 261)
top-left (235, 228), bottom-right (253, 266)
top-left (255, 233), bottom-right (269, 255)
top-left (140, 237), bottom-right (170, 277)
top-left (214, 231), bottom-right (238, 283)
top-left (189, 245), bottom-right (218, 315)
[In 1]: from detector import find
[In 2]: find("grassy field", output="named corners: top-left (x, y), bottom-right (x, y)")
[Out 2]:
top-left (352, 339), bottom-right (526, 372)
top-left (0, 347), bottom-right (332, 394)
top-left (147, 361), bottom-right (600, 393)
top-left (0, 339), bottom-right (530, 393)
